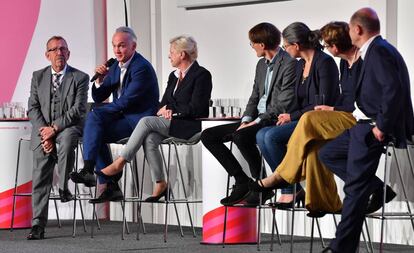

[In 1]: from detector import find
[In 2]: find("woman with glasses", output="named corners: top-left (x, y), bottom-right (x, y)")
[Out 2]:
top-left (250, 21), bottom-right (362, 214)
top-left (253, 22), bottom-right (340, 208)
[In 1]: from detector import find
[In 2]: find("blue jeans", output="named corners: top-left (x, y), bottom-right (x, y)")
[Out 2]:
top-left (256, 121), bottom-right (302, 194)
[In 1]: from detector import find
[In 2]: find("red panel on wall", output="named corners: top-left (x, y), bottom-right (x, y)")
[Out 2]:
top-left (0, 0), bottom-right (41, 103)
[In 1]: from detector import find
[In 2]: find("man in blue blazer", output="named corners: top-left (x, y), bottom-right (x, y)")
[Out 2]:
top-left (70, 27), bottom-right (159, 202)
top-left (319, 8), bottom-right (414, 253)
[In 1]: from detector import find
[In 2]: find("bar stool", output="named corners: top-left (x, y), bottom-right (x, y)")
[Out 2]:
top-left (90, 138), bottom-right (145, 240)
top-left (221, 142), bottom-right (281, 250)
top-left (118, 137), bottom-right (146, 240)
top-left (365, 140), bottom-right (414, 252)
top-left (146, 132), bottom-right (202, 242)
top-left (10, 136), bottom-right (91, 237)
top-left (268, 184), bottom-right (373, 252)
top-left (72, 140), bottom-right (101, 237)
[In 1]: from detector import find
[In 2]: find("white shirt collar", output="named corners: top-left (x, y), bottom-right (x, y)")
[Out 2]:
top-left (359, 34), bottom-right (380, 60)
top-left (51, 64), bottom-right (67, 76)
top-left (174, 62), bottom-right (194, 79)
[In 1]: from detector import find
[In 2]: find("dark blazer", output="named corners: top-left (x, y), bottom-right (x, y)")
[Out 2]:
top-left (243, 48), bottom-right (297, 124)
top-left (160, 61), bottom-right (212, 139)
top-left (91, 52), bottom-right (159, 127)
top-left (28, 65), bottom-right (89, 149)
top-left (290, 49), bottom-right (339, 120)
top-left (355, 36), bottom-right (414, 147)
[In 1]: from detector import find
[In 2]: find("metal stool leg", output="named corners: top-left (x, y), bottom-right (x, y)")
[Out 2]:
top-left (173, 143), bottom-right (196, 237)
top-left (139, 157), bottom-right (146, 234)
top-left (393, 147), bottom-right (414, 231)
top-left (222, 141), bottom-right (233, 248)
top-left (257, 154), bottom-right (266, 251)
top-left (379, 145), bottom-right (391, 251)
top-left (91, 176), bottom-right (98, 238)
top-left (129, 155), bottom-right (143, 240)
top-left (289, 184), bottom-right (297, 253)
top-left (122, 162), bottom-right (128, 240)
top-left (364, 219), bottom-right (374, 253)
top-left (163, 144), bottom-right (172, 242)
top-left (10, 138), bottom-right (23, 232)
top-left (315, 218), bottom-right (325, 248)
top-left (159, 144), bottom-right (183, 242)
top-left (310, 217), bottom-right (315, 253)
top-left (222, 174), bottom-right (231, 248)
top-left (53, 198), bottom-right (61, 228)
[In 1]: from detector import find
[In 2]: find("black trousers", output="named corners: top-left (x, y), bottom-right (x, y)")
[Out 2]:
top-left (201, 122), bottom-right (266, 184)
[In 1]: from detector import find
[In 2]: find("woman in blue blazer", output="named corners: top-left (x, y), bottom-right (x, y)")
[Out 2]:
top-left (253, 22), bottom-right (339, 207)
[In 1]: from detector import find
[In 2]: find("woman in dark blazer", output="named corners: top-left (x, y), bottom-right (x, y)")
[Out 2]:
top-left (98, 35), bottom-right (212, 201)
top-left (254, 22), bottom-right (339, 207)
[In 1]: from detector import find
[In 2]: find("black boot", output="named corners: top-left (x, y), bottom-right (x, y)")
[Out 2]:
top-left (69, 160), bottom-right (96, 187)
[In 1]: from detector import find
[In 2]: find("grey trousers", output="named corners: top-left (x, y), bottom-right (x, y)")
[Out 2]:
top-left (121, 116), bottom-right (170, 182)
top-left (31, 126), bottom-right (80, 228)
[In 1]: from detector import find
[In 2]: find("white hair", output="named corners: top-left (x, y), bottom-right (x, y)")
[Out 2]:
top-left (115, 26), bottom-right (137, 42)
top-left (169, 35), bottom-right (198, 62)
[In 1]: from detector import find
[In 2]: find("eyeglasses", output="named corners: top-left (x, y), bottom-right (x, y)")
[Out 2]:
top-left (282, 44), bottom-right (293, 50)
top-left (47, 47), bottom-right (68, 53)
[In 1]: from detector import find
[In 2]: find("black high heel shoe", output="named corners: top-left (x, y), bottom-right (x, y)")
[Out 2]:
top-left (249, 177), bottom-right (290, 192)
top-left (145, 188), bottom-right (168, 202)
top-left (270, 189), bottom-right (306, 209)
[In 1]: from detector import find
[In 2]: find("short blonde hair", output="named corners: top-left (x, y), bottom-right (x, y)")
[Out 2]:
top-left (169, 35), bottom-right (198, 62)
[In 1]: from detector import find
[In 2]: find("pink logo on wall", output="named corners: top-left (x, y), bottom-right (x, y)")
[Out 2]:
top-left (0, 0), bottom-right (41, 103)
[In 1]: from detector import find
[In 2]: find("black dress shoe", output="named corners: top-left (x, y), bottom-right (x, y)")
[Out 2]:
top-left (145, 188), bottom-right (168, 202)
top-left (89, 183), bottom-right (123, 204)
top-left (366, 185), bottom-right (397, 214)
top-left (70, 168), bottom-right (96, 187)
top-left (59, 189), bottom-right (74, 203)
top-left (243, 189), bottom-right (275, 207)
top-left (27, 225), bottom-right (45, 240)
top-left (220, 183), bottom-right (250, 206)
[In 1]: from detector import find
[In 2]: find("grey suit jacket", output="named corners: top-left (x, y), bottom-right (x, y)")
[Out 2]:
top-left (243, 48), bottom-right (297, 124)
top-left (27, 65), bottom-right (89, 150)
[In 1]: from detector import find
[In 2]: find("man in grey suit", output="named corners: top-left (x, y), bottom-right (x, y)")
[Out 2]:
top-left (201, 23), bottom-right (297, 206)
top-left (26, 36), bottom-right (89, 239)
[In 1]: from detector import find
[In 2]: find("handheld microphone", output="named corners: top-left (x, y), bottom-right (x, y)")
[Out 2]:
top-left (90, 58), bottom-right (117, 82)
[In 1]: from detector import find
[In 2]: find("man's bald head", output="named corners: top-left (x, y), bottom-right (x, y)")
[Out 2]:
top-left (350, 7), bottom-right (380, 35)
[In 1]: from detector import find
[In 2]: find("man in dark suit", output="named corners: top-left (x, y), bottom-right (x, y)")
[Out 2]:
top-left (201, 23), bottom-right (297, 206)
top-left (70, 26), bottom-right (159, 203)
top-left (319, 8), bottom-right (414, 253)
top-left (27, 36), bottom-right (89, 239)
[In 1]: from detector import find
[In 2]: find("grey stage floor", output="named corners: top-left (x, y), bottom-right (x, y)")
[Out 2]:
top-left (0, 220), bottom-right (413, 253)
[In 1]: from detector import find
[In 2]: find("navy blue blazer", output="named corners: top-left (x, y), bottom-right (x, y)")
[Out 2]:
top-left (290, 49), bottom-right (339, 120)
top-left (355, 36), bottom-right (414, 147)
top-left (91, 52), bottom-right (159, 128)
top-left (160, 61), bottom-right (212, 139)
